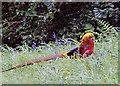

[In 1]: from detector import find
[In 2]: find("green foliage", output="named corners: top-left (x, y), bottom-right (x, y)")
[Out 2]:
top-left (93, 17), bottom-right (116, 34)
top-left (2, 2), bottom-right (120, 48)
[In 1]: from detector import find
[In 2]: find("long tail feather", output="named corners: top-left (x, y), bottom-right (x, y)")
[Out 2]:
top-left (1, 54), bottom-right (64, 73)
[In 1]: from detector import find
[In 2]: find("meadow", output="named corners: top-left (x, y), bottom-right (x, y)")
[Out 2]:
top-left (1, 35), bottom-right (118, 84)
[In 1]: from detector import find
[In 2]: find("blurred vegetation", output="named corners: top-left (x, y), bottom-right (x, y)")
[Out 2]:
top-left (2, 2), bottom-right (120, 48)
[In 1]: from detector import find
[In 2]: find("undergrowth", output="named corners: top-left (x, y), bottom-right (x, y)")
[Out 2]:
top-left (1, 36), bottom-right (118, 84)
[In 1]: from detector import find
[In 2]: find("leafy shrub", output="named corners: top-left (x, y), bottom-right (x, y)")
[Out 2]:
top-left (2, 2), bottom-right (120, 48)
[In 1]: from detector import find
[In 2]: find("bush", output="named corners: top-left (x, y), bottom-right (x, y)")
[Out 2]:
top-left (2, 2), bottom-right (120, 48)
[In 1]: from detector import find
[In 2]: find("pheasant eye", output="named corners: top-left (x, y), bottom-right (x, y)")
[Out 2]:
top-left (89, 36), bottom-right (92, 38)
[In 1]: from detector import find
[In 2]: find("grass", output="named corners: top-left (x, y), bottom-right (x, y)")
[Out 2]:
top-left (1, 36), bottom-right (118, 84)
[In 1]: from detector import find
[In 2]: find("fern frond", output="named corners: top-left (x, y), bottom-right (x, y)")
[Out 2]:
top-left (92, 17), bottom-right (118, 36)
top-left (91, 17), bottom-right (118, 42)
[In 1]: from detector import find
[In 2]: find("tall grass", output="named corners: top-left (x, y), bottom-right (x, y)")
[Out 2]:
top-left (1, 36), bottom-right (118, 84)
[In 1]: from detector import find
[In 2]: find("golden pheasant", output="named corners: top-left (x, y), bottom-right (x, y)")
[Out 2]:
top-left (1, 32), bottom-right (94, 72)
